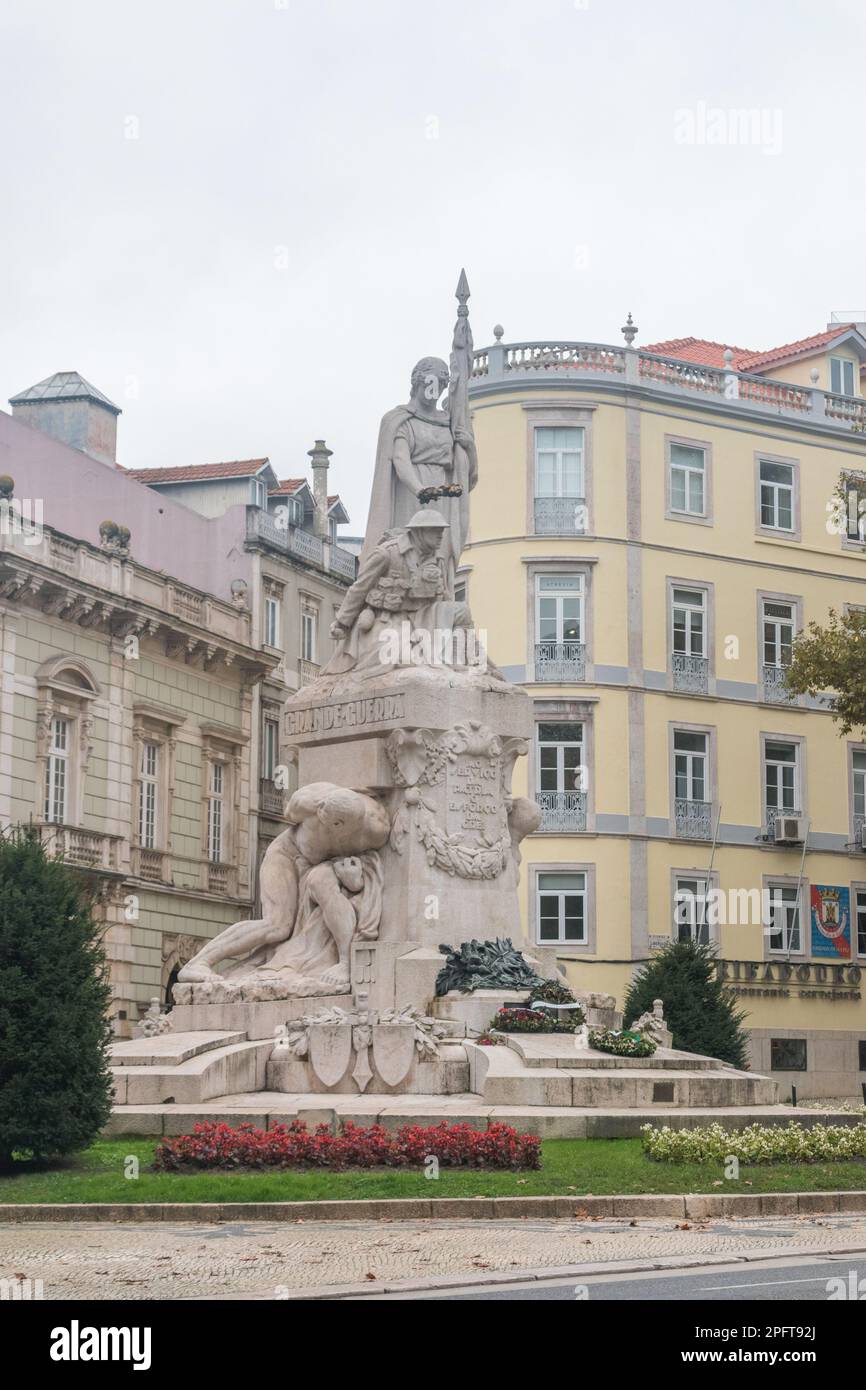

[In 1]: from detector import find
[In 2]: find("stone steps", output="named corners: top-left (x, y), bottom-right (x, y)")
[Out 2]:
top-left (466, 1043), bottom-right (777, 1108)
top-left (111, 1031), bottom-right (247, 1068)
top-left (110, 1036), bottom-right (273, 1106)
top-left (104, 1092), bottom-right (855, 1140)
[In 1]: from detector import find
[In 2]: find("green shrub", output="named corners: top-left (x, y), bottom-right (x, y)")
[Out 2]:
top-left (641, 1120), bottom-right (866, 1165)
top-left (624, 939), bottom-right (748, 1067)
top-left (0, 829), bottom-right (113, 1167)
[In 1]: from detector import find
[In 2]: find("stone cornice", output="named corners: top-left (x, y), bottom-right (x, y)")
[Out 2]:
top-left (0, 552), bottom-right (277, 681)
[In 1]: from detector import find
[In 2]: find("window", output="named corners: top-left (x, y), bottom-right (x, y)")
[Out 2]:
top-left (765, 740), bottom-right (799, 817)
top-left (537, 722), bottom-right (584, 794)
top-left (674, 875), bottom-right (710, 945)
top-left (328, 517), bottom-right (338, 545)
top-left (537, 575), bottom-right (583, 645)
top-left (207, 762), bottom-right (225, 863)
top-left (759, 459), bottom-right (794, 532)
top-left (301, 610), bottom-right (317, 663)
top-left (852, 749), bottom-right (866, 823)
top-left (770, 1038), bottom-right (807, 1071)
top-left (44, 716), bottom-right (69, 824)
top-left (535, 575), bottom-right (585, 681)
top-left (766, 883), bottom-right (802, 953)
top-left (535, 427), bottom-right (585, 499)
top-left (674, 730), bottom-right (707, 802)
top-left (830, 356), bottom-right (856, 397)
top-left (672, 587), bottom-right (706, 657)
top-left (263, 718), bottom-right (279, 781)
top-left (763, 600), bottom-right (794, 668)
top-left (454, 579), bottom-right (467, 604)
top-left (536, 722), bottom-right (585, 831)
top-left (537, 871), bottom-right (586, 944)
top-left (855, 890), bottom-right (866, 956)
top-left (264, 594), bottom-right (281, 648)
top-left (860, 1040), bottom-right (866, 1072)
top-left (249, 477), bottom-right (267, 508)
top-left (669, 443), bottom-right (706, 516)
top-left (138, 741), bottom-right (159, 849)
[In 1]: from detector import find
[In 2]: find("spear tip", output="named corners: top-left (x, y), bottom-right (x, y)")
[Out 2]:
top-left (455, 267), bottom-right (470, 303)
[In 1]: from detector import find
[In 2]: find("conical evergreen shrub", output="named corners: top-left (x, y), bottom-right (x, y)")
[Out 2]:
top-left (0, 829), bottom-right (113, 1167)
top-left (623, 938), bottom-right (749, 1068)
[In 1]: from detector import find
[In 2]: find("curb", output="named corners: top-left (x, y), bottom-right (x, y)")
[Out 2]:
top-left (2, 1190), bottom-right (866, 1222)
top-left (273, 1243), bottom-right (866, 1300)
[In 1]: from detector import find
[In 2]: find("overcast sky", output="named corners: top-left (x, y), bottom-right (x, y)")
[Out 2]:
top-left (2, 0), bottom-right (865, 528)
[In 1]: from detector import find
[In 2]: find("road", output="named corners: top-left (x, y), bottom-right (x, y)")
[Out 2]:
top-left (379, 1254), bottom-right (866, 1300)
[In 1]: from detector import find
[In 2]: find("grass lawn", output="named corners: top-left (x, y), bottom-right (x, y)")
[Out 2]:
top-left (0, 1138), bottom-right (865, 1203)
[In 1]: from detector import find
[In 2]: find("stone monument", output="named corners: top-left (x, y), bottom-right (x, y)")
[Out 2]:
top-left (172, 272), bottom-right (547, 1090)
top-left (112, 276), bottom-right (778, 1125)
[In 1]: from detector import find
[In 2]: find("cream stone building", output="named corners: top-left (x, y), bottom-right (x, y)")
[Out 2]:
top-left (465, 318), bottom-right (866, 1096)
top-left (0, 374), bottom-right (354, 1033)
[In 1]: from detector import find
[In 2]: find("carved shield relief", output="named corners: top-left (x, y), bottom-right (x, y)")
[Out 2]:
top-left (308, 1023), bottom-right (353, 1088)
top-left (371, 1023), bottom-right (417, 1087)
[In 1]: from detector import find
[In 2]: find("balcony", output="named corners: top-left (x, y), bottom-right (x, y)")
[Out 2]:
top-left (854, 812), bottom-right (866, 848)
top-left (260, 778), bottom-right (285, 818)
top-left (533, 496), bottom-right (587, 535)
top-left (206, 861), bottom-right (236, 896)
top-left (132, 846), bottom-right (167, 883)
top-left (246, 509), bottom-right (324, 567)
top-left (298, 658), bottom-right (320, 686)
top-left (535, 640), bottom-right (585, 682)
top-left (469, 340), bottom-right (866, 436)
top-left (38, 823), bottom-right (120, 870)
top-left (763, 664), bottom-right (797, 704)
top-left (329, 543), bottom-right (357, 581)
top-left (674, 798), bottom-right (713, 840)
top-left (671, 653), bottom-right (709, 694)
top-left (536, 790), bottom-right (587, 833)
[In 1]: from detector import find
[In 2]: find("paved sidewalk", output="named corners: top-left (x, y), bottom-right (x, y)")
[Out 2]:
top-left (3, 1214), bottom-right (866, 1300)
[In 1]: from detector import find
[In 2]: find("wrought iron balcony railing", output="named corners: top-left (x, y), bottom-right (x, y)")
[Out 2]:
top-left (534, 640), bottom-right (585, 682)
top-left (763, 664), bottom-right (797, 703)
top-left (674, 798), bottom-right (713, 840)
top-left (536, 790), bottom-right (587, 833)
top-left (671, 653), bottom-right (709, 694)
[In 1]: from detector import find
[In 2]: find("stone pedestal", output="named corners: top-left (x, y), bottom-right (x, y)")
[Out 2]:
top-left (285, 663), bottom-right (536, 1013)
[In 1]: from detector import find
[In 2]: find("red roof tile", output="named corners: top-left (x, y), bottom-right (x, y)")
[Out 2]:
top-left (127, 458), bottom-right (270, 484)
top-left (641, 336), bottom-right (755, 368)
top-left (741, 326), bottom-right (858, 370)
top-left (269, 478), bottom-right (306, 495)
top-left (643, 326), bottom-right (861, 373)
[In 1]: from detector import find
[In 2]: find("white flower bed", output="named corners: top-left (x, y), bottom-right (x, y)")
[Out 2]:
top-left (641, 1120), bottom-right (866, 1165)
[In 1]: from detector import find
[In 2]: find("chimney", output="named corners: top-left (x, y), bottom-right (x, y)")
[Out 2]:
top-left (9, 371), bottom-right (121, 466)
top-left (307, 438), bottom-right (332, 539)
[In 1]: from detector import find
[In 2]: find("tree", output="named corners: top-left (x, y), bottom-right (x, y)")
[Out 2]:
top-left (785, 607), bottom-right (866, 735)
top-left (623, 939), bottom-right (749, 1068)
top-left (0, 829), bottom-right (113, 1168)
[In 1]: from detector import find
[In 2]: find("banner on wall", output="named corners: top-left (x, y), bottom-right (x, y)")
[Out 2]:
top-left (810, 885), bottom-right (851, 960)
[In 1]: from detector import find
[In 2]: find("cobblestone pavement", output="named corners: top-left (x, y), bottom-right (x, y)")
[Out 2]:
top-left (3, 1215), bottom-right (866, 1299)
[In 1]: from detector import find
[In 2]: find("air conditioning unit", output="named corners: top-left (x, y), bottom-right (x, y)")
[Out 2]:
top-left (774, 816), bottom-right (806, 845)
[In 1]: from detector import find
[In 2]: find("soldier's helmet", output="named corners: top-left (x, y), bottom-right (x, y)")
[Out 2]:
top-left (407, 508), bottom-right (449, 530)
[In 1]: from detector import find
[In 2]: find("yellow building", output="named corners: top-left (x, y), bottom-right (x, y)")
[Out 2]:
top-left (465, 320), bottom-right (866, 1097)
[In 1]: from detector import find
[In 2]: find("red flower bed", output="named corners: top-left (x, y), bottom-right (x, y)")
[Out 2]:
top-left (153, 1119), bottom-right (541, 1172)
